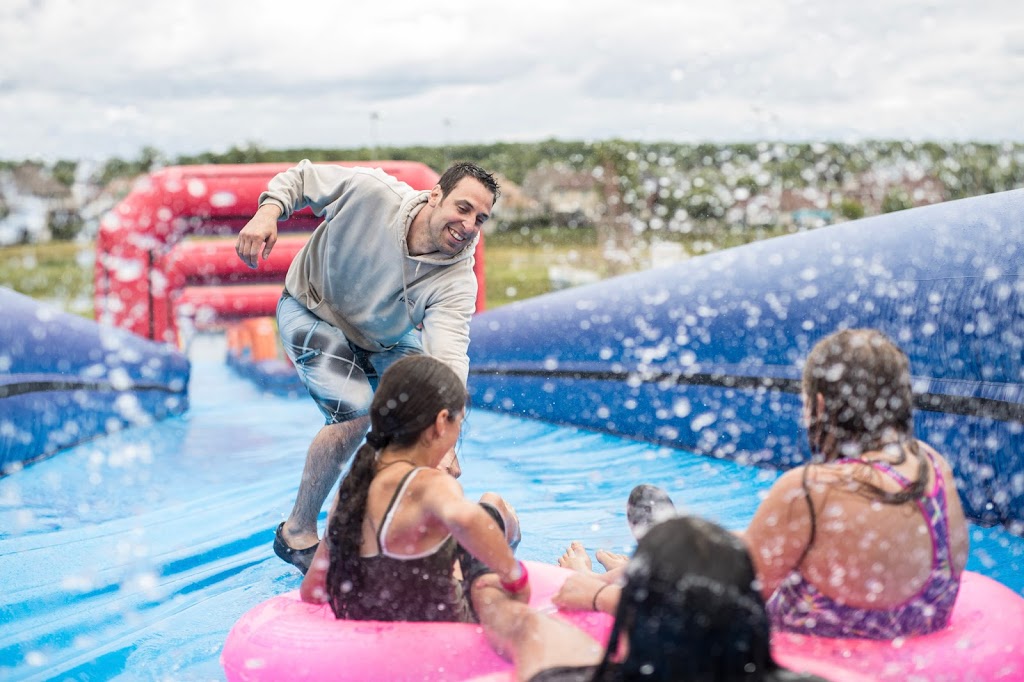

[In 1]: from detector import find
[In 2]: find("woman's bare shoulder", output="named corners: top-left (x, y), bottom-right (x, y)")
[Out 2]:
top-left (918, 440), bottom-right (954, 472)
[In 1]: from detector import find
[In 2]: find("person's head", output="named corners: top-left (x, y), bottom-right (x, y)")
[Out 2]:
top-left (413, 162), bottom-right (499, 257)
top-left (364, 354), bottom-right (468, 453)
top-left (437, 162), bottom-right (501, 206)
top-left (596, 516), bottom-right (777, 682)
top-left (325, 355), bottom-right (468, 618)
top-left (802, 328), bottom-right (914, 460)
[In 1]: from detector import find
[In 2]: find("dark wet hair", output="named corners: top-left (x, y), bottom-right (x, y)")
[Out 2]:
top-left (593, 516), bottom-right (779, 682)
top-left (438, 161), bottom-right (500, 204)
top-left (803, 328), bottom-right (915, 455)
top-left (801, 328), bottom-right (927, 506)
top-left (326, 355), bottom-right (467, 619)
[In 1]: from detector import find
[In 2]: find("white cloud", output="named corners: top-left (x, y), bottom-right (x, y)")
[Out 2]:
top-left (1, 0), bottom-right (1022, 161)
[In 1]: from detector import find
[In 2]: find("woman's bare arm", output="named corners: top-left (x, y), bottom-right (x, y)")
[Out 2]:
top-left (742, 466), bottom-right (815, 598)
top-left (419, 472), bottom-right (527, 596)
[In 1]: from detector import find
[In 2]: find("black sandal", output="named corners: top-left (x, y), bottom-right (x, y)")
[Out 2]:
top-left (626, 484), bottom-right (677, 539)
top-left (273, 522), bottom-right (319, 575)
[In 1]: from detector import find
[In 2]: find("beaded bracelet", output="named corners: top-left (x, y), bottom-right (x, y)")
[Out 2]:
top-left (500, 560), bottom-right (529, 593)
top-left (591, 583), bottom-right (612, 611)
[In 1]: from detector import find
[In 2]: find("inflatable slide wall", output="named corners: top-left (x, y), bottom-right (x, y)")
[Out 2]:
top-left (467, 189), bottom-right (1024, 532)
top-left (0, 287), bottom-right (190, 472)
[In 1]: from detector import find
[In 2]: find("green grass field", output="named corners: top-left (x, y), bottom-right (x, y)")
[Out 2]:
top-left (0, 241), bottom-right (95, 316)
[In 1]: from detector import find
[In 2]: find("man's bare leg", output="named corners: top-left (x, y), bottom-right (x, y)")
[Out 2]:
top-left (471, 575), bottom-right (604, 680)
top-left (280, 416), bottom-right (369, 550)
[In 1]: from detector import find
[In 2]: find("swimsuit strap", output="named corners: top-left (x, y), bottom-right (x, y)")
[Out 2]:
top-left (835, 454), bottom-right (912, 487)
top-left (843, 444), bottom-right (942, 497)
top-left (373, 466), bottom-right (454, 559)
top-left (375, 466), bottom-right (424, 553)
top-left (914, 444), bottom-right (953, 569)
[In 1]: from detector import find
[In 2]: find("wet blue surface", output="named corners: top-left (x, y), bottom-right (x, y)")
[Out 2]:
top-left (1, 335), bottom-right (1022, 681)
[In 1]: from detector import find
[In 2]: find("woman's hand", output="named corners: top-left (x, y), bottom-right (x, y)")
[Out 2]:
top-left (437, 447), bottom-right (461, 479)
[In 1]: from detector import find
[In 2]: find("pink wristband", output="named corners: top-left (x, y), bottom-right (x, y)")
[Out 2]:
top-left (500, 560), bottom-right (529, 593)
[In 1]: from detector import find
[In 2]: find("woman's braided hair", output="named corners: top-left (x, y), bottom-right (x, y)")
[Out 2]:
top-left (325, 355), bottom-right (467, 618)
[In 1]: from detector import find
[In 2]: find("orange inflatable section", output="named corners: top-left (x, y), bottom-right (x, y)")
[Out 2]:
top-left (226, 317), bottom-right (281, 364)
top-left (96, 162), bottom-right (487, 345)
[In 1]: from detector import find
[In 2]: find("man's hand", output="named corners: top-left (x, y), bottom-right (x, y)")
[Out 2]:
top-left (438, 447), bottom-right (462, 479)
top-left (236, 204), bottom-right (282, 269)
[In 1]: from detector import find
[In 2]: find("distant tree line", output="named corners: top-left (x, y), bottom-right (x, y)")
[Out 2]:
top-left (6, 138), bottom-right (1021, 199)
top-left (3, 139), bottom-right (1022, 243)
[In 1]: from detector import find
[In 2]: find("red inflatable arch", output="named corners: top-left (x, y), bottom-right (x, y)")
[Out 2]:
top-left (95, 162), bottom-right (487, 344)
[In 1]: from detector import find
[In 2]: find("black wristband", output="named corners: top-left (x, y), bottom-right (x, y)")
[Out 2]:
top-left (591, 583), bottom-right (612, 611)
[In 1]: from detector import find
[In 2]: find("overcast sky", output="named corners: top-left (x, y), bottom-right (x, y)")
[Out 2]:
top-left (2, 0), bottom-right (1023, 162)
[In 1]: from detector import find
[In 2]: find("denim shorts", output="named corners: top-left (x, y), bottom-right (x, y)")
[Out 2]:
top-left (276, 292), bottom-right (423, 424)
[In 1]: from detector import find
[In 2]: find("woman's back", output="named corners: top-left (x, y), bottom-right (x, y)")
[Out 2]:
top-left (798, 443), bottom-right (967, 608)
top-left (745, 328), bottom-right (972, 638)
top-left (362, 463), bottom-right (455, 559)
top-left (337, 464), bottom-right (472, 622)
top-left (752, 440), bottom-right (969, 638)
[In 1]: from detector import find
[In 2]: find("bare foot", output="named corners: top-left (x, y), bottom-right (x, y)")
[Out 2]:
top-left (557, 541), bottom-right (596, 574)
top-left (595, 549), bottom-right (629, 571)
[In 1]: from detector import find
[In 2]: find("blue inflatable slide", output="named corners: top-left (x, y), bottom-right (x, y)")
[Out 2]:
top-left (0, 288), bottom-right (190, 473)
top-left (2, 188), bottom-right (1021, 535)
top-left (468, 189), bottom-right (1024, 531)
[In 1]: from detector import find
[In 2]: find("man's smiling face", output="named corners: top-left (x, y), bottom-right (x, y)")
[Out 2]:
top-left (421, 177), bottom-right (493, 256)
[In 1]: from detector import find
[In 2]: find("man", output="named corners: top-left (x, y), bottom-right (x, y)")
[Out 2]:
top-left (236, 159), bottom-right (499, 572)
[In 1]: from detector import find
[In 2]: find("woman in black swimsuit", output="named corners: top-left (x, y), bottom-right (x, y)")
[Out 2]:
top-left (300, 354), bottom-right (528, 621)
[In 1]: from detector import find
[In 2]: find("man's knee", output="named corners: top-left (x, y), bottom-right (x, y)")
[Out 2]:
top-left (329, 417), bottom-right (370, 443)
top-left (310, 418), bottom-right (370, 458)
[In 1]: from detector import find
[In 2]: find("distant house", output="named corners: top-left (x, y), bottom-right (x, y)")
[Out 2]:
top-left (488, 173), bottom-right (542, 232)
top-left (521, 164), bottom-right (603, 226)
top-left (0, 164), bottom-right (77, 245)
top-left (724, 186), bottom-right (835, 230)
top-left (843, 170), bottom-right (949, 214)
top-left (778, 187), bottom-right (833, 228)
top-left (726, 193), bottom-right (776, 227)
top-left (898, 174), bottom-right (949, 207)
top-left (76, 176), bottom-right (135, 239)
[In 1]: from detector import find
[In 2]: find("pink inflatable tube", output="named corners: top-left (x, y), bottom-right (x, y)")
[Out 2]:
top-left (223, 567), bottom-right (1024, 682)
top-left (221, 561), bottom-right (612, 682)
top-left (771, 571), bottom-right (1024, 682)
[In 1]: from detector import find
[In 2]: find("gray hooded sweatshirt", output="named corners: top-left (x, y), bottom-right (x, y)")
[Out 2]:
top-left (259, 160), bottom-right (478, 383)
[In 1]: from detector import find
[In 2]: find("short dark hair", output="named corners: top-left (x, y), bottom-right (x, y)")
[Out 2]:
top-left (595, 516), bottom-right (779, 681)
top-left (438, 162), bottom-right (500, 204)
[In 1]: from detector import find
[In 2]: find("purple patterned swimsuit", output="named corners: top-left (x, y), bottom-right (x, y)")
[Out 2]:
top-left (766, 450), bottom-right (960, 639)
